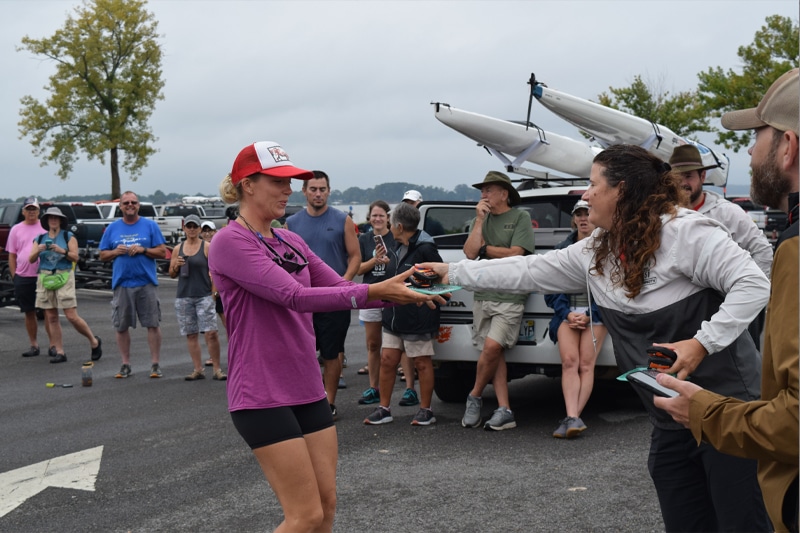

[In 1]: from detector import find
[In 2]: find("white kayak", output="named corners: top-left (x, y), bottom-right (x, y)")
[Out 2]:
top-left (532, 83), bottom-right (729, 186)
top-left (433, 102), bottom-right (601, 178)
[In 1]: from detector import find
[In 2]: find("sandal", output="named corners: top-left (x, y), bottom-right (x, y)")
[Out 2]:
top-left (357, 365), bottom-right (369, 375)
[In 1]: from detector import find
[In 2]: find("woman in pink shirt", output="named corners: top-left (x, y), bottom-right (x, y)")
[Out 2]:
top-left (209, 141), bottom-right (438, 532)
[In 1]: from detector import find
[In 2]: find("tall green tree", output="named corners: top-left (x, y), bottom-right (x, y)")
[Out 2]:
top-left (697, 15), bottom-right (799, 152)
top-left (597, 74), bottom-right (711, 138)
top-left (17, 0), bottom-right (165, 199)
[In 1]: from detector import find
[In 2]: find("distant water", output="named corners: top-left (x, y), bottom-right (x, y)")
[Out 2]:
top-left (332, 203), bottom-right (398, 225)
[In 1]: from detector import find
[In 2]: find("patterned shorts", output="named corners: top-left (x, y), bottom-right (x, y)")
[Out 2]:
top-left (175, 295), bottom-right (218, 336)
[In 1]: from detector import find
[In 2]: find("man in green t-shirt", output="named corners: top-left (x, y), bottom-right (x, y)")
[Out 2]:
top-left (461, 171), bottom-right (535, 431)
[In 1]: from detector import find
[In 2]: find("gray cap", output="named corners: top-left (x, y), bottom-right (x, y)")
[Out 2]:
top-left (184, 214), bottom-right (202, 227)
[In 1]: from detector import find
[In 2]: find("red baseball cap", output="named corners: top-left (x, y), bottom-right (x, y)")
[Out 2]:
top-left (230, 141), bottom-right (314, 185)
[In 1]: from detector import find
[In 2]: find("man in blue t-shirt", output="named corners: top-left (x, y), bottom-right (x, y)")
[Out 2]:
top-left (99, 191), bottom-right (167, 379)
top-left (286, 171), bottom-right (360, 418)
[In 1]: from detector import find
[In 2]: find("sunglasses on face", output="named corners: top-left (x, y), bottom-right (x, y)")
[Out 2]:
top-left (121, 201), bottom-right (139, 206)
top-left (185, 224), bottom-right (200, 229)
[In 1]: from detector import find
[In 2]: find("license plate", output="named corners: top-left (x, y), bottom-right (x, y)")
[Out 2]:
top-left (518, 319), bottom-right (535, 341)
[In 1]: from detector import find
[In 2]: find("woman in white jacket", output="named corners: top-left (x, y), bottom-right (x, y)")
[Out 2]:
top-left (422, 144), bottom-right (771, 533)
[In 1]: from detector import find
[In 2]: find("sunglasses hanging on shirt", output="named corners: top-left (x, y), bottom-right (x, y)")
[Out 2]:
top-left (239, 216), bottom-right (308, 274)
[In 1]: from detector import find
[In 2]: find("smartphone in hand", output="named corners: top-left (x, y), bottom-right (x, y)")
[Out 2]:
top-left (628, 371), bottom-right (679, 398)
top-left (373, 234), bottom-right (386, 255)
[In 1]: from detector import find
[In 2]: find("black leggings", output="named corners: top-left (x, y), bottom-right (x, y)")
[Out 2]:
top-left (230, 398), bottom-right (333, 450)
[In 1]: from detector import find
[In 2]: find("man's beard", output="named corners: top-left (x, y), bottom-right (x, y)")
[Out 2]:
top-left (751, 145), bottom-right (791, 209)
top-left (688, 187), bottom-right (702, 206)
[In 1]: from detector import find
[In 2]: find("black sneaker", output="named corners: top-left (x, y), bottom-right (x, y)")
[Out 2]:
top-left (50, 353), bottom-right (67, 364)
top-left (21, 346), bottom-right (40, 357)
top-left (330, 403), bottom-right (338, 421)
top-left (48, 346), bottom-right (57, 357)
top-left (411, 408), bottom-right (436, 426)
top-left (364, 406), bottom-right (393, 425)
top-left (90, 336), bottom-right (102, 361)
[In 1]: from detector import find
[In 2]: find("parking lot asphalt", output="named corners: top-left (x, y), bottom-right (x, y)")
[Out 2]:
top-left (0, 279), bottom-right (664, 532)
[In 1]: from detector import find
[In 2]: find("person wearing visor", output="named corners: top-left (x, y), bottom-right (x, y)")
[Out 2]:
top-left (208, 141), bottom-right (441, 532)
top-left (200, 220), bottom-right (217, 241)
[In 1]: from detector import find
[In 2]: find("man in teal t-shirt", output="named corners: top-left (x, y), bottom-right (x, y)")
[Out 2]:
top-left (461, 171), bottom-right (535, 431)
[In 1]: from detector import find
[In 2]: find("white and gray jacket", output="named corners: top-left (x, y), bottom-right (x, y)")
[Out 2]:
top-left (449, 209), bottom-right (771, 429)
top-left (698, 190), bottom-right (772, 277)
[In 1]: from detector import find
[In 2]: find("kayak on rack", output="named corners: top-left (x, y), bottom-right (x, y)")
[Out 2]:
top-left (531, 80), bottom-right (729, 186)
top-left (433, 102), bottom-right (600, 178)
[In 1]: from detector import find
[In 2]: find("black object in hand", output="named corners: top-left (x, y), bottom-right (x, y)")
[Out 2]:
top-left (646, 346), bottom-right (677, 371)
top-left (409, 268), bottom-right (438, 288)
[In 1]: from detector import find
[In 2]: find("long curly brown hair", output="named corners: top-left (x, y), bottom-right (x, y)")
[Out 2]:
top-left (590, 145), bottom-right (686, 298)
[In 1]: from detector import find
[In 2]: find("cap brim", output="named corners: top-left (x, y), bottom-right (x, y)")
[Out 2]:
top-left (258, 166), bottom-right (315, 180)
top-left (721, 108), bottom-right (765, 131)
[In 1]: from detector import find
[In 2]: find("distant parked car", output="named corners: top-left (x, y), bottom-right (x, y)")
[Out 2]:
top-left (727, 196), bottom-right (767, 232)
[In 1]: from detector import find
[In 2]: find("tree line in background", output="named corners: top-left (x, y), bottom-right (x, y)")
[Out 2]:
top-left (597, 15), bottom-right (798, 151)
top-left (14, 1), bottom-right (798, 199)
top-left (0, 182), bottom-right (483, 206)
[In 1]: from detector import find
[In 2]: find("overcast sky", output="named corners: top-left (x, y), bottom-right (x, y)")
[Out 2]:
top-left (1, 0), bottom-right (796, 201)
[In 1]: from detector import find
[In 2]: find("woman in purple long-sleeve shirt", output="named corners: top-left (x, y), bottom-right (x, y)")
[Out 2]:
top-left (209, 141), bottom-right (437, 532)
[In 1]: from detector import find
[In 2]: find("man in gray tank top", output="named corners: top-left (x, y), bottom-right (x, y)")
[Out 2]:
top-left (285, 171), bottom-right (361, 418)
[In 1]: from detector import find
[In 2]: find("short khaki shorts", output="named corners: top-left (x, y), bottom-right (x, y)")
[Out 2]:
top-left (472, 300), bottom-right (525, 350)
top-left (382, 330), bottom-right (435, 358)
top-left (35, 270), bottom-right (77, 310)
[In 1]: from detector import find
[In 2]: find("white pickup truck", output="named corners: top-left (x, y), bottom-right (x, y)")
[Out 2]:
top-left (418, 178), bottom-right (617, 403)
top-left (154, 203), bottom-right (228, 245)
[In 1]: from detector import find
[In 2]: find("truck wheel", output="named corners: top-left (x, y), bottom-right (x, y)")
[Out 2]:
top-left (433, 362), bottom-right (476, 403)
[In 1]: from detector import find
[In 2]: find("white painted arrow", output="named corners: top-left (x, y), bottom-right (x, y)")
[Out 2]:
top-left (0, 445), bottom-right (103, 518)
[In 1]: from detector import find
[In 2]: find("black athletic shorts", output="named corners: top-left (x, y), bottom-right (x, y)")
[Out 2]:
top-left (13, 275), bottom-right (38, 313)
top-left (313, 310), bottom-right (351, 360)
top-left (230, 398), bottom-right (333, 449)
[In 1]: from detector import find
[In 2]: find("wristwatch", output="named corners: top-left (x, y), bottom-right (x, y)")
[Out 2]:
top-left (478, 244), bottom-right (487, 259)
